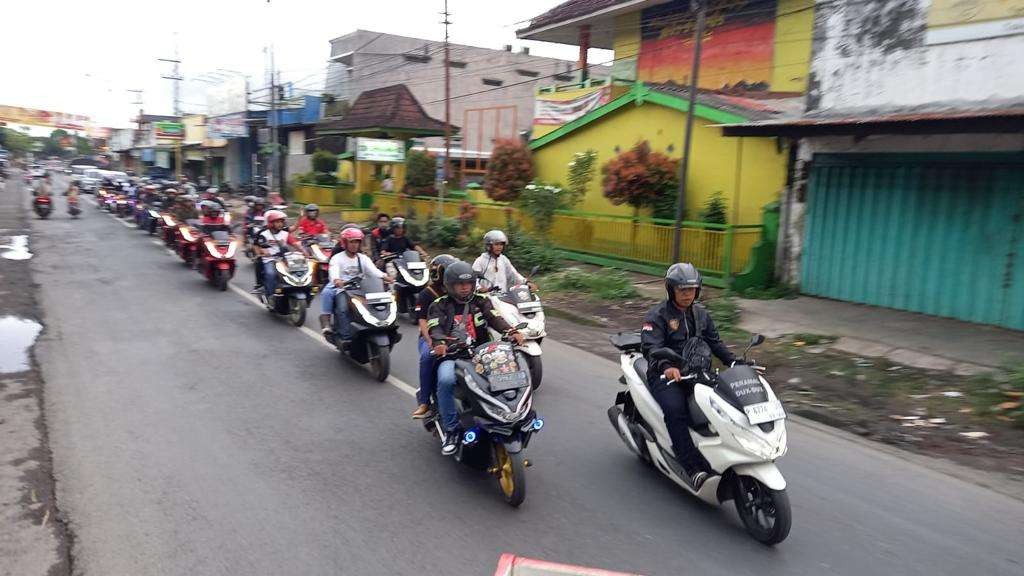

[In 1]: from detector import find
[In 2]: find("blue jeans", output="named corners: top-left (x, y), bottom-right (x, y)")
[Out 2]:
top-left (417, 337), bottom-right (437, 406)
top-left (436, 360), bottom-right (459, 432)
top-left (320, 284), bottom-right (351, 338)
top-left (262, 260), bottom-right (277, 297)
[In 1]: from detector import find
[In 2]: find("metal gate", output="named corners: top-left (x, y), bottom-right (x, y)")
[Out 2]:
top-left (802, 154), bottom-right (1024, 330)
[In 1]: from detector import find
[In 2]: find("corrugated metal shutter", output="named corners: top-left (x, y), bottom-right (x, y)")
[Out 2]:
top-left (802, 154), bottom-right (1024, 330)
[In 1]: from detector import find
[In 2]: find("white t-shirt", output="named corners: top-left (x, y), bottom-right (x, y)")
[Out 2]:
top-left (329, 251), bottom-right (385, 283)
top-left (259, 229), bottom-right (292, 262)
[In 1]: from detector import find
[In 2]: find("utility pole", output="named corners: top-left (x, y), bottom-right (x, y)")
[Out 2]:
top-left (127, 89), bottom-right (144, 172)
top-left (159, 37), bottom-right (183, 182)
top-left (671, 0), bottom-right (707, 263)
top-left (268, 45), bottom-right (279, 196)
top-left (440, 0), bottom-right (452, 216)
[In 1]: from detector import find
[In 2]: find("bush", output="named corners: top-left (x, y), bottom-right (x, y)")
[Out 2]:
top-left (651, 185), bottom-right (678, 220)
top-left (705, 295), bottom-right (740, 337)
top-left (406, 150), bottom-right (435, 188)
top-left (505, 224), bottom-right (560, 274)
top-left (485, 139), bottom-right (533, 202)
top-left (601, 140), bottom-right (678, 212)
top-left (545, 267), bottom-right (638, 300)
top-left (426, 217), bottom-right (462, 248)
top-left (515, 181), bottom-right (567, 234)
top-left (311, 150), bottom-right (339, 174)
top-left (700, 191), bottom-right (728, 225)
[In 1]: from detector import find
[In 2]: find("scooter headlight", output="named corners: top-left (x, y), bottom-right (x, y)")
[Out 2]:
top-left (223, 241), bottom-right (238, 259)
top-left (732, 430), bottom-right (775, 460)
top-left (204, 241), bottom-right (222, 258)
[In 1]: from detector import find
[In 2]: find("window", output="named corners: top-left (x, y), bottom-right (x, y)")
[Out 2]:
top-left (449, 60), bottom-right (468, 69)
top-left (482, 78), bottom-right (503, 86)
top-left (403, 53), bottom-right (431, 63)
top-left (554, 73), bottom-right (574, 82)
top-left (515, 69), bottom-right (539, 78)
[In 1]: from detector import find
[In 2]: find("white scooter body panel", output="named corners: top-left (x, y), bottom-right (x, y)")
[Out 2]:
top-left (489, 294), bottom-right (545, 353)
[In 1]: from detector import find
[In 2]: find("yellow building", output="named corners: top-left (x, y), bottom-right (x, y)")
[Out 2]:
top-left (530, 82), bottom-right (794, 225)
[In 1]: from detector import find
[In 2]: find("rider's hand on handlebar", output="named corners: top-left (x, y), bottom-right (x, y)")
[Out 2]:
top-left (511, 331), bottom-right (525, 346)
top-left (663, 367), bottom-right (682, 382)
top-left (432, 343), bottom-right (447, 357)
top-left (384, 275), bottom-right (395, 283)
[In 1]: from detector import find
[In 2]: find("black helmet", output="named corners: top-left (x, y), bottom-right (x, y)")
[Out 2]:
top-left (443, 261), bottom-right (476, 303)
top-left (665, 262), bottom-right (702, 300)
top-left (429, 253), bottom-right (457, 285)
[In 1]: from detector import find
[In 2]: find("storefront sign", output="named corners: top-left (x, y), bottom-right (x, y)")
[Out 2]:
top-left (0, 105), bottom-right (89, 130)
top-left (208, 113), bottom-right (248, 139)
top-left (154, 121), bottom-right (184, 140)
top-left (355, 138), bottom-right (405, 163)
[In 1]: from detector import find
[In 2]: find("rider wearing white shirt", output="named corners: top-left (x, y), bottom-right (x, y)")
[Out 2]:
top-left (320, 227), bottom-right (392, 342)
top-left (472, 229), bottom-right (531, 292)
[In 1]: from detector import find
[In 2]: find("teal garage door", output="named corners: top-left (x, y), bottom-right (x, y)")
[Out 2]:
top-left (802, 154), bottom-right (1024, 330)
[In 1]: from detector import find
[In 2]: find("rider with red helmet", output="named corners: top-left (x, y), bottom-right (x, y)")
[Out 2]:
top-left (252, 209), bottom-right (302, 296)
top-left (319, 227), bottom-right (393, 343)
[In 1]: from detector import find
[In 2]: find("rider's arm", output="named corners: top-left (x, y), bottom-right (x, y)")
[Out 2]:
top-left (426, 300), bottom-right (450, 347)
top-left (359, 253), bottom-right (388, 279)
top-left (640, 308), bottom-right (672, 377)
top-left (502, 255), bottom-right (527, 286)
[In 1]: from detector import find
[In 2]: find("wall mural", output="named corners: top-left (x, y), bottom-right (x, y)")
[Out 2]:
top-left (636, 0), bottom-right (778, 91)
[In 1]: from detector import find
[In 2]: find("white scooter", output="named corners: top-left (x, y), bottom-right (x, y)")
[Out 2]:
top-left (484, 266), bottom-right (545, 389)
top-left (607, 332), bottom-right (791, 545)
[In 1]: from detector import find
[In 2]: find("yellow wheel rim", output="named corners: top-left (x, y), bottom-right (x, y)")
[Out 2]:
top-left (496, 445), bottom-right (515, 497)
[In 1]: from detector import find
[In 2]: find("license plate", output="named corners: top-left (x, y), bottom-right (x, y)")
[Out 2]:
top-left (743, 400), bottom-right (786, 425)
top-left (407, 262), bottom-right (427, 270)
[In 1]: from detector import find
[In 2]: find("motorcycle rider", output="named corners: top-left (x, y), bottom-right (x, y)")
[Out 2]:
top-left (428, 261), bottom-right (524, 455)
top-left (247, 197), bottom-right (267, 224)
top-left (472, 230), bottom-right (534, 292)
top-left (640, 263), bottom-right (737, 490)
top-left (172, 192), bottom-right (197, 222)
top-left (252, 210), bottom-right (302, 297)
top-left (292, 203), bottom-right (328, 237)
top-left (319, 227), bottom-right (393, 344)
top-left (198, 200), bottom-right (226, 226)
top-left (411, 254), bottom-right (456, 419)
top-left (370, 212), bottom-right (391, 260)
top-left (380, 216), bottom-right (428, 262)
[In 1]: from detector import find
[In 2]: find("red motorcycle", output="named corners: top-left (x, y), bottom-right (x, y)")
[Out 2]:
top-left (67, 196), bottom-right (81, 218)
top-left (159, 212), bottom-right (180, 248)
top-left (196, 224), bottom-right (238, 291)
top-left (33, 195), bottom-right (52, 219)
top-left (174, 221), bottom-right (202, 268)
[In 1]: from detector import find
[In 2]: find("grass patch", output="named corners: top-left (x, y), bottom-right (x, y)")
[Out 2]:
top-left (966, 362), bottom-right (1024, 427)
top-left (733, 283), bottom-right (799, 300)
top-left (544, 305), bottom-right (603, 327)
top-left (704, 295), bottom-right (741, 338)
top-left (789, 333), bottom-right (838, 346)
top-left (542, 267), bottom-right (638, 300)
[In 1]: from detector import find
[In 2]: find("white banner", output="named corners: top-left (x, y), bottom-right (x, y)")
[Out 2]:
top-left (206, 76), bottom-right (248, 117)
top-left (208, 113), bottom-right (248, 139)
top-left (533, 87), bottom-right (611, 126)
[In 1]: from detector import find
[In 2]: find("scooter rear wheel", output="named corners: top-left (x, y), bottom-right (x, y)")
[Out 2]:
top-left (494, 444), bottom-right (526, 507)
top-left (733, 477), bottom-right (791, 545)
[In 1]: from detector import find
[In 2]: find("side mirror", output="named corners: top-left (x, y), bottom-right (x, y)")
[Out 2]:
top-left (650, 347), bottom-right (683, 364)
top-left (750, 334), bottom-right (765, 348)
top-left (529, 265), bottom-right (541, 277)
top-left (515, 322), bottom-right (529, 331)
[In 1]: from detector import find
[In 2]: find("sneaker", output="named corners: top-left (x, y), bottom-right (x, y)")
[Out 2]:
top-left (441, 430), bottom-right (460, 456)
top-left (249, 285), bottom-right (263, 294)
top-left (411, 404), bottom-right (434, 419)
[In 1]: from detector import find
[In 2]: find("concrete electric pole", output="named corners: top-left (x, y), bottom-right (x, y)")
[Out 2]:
top-left (671, 0), bottom-right (707, 263)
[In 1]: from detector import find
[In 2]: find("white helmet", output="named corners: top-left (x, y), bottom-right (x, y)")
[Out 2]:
top-left (483, 229), bottom-right (508, 247)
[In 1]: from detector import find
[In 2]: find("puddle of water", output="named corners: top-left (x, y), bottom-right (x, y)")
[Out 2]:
top-left (0, 316), bottom-right (42, 373)
top-left (0, 235), bottom-right (33, 260)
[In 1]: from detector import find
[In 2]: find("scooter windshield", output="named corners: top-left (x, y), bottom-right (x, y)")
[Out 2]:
top-left (716, 365), bottom-right (768, 409)
top-left (401, 250), bottom-right (421, 264)
top-left (358, 274), bottom-right (386, 295)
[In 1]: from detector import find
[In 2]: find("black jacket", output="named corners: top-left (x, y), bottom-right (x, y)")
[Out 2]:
top-left (640, 300), bottom-right (735, 385)
top-left (427, 294), bottom-right (513, 348)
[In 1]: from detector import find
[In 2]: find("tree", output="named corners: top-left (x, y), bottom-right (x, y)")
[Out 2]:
top-left (601, 140), bottom-right (678, 214)
top-left (403, 149), bottom-right (436, 196)
top-left (516, 181), bottom-right (567, 234)
top-left (566, 149), bottom-right (596, 208)
top-left (484, 138), bottom-right (533, 202)
top-left (700, 191), bottom-right (728, 224)
top-left (311, 149), bottom-right (339, 174)
top-left (74, 136), bottom-right (92, 156)
top-left (1, 128), bottom-right (34, 155)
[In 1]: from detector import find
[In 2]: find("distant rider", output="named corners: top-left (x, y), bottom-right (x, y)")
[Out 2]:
top-left (319, 227), bottom-right (392, 345)
top-left (292, 203), bottom-right (328, 237)
top-left (369, 212), bottom-right (391, 260)
top-left (428, 261), bottom-right (523, 455)
top-left (379, 216), bottom-right (428, 262)
top-left (640, 263), bottom-right (737, 490)
top-left (471, 229), bottom-right (533, 292)
top-left (198, 200), bottom-right (226, 226)
top-left (411, 254), bottom-right (456, 420)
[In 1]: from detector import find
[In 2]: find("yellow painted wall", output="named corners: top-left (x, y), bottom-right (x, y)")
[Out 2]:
top-left (531, 103), bottom-right (788, 225)
top-left (771, 0), bottom-right (815, 92)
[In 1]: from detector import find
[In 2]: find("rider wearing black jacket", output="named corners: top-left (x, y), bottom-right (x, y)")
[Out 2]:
top-left (641, 263), bottom-right (736, 489)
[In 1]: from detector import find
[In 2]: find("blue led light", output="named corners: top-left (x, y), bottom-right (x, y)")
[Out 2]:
top-left (532, 418), bottom-right (544, 431)
top-left (463, 430), bottom-right (477, 444)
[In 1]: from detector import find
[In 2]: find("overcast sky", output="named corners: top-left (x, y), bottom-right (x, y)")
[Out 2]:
top-left (0, 0), bottom-right (611, 130)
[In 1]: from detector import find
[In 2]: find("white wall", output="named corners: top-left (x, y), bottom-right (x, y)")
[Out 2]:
top-left (808, 0), bottom-right (1024, 114)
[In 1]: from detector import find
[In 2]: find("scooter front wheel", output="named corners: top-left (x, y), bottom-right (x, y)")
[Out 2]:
top-left (494, 443), bottom-right (526, 507)
top-left (215, 269), bottom-right (229, 292)
top-left (524, 355), bottom-right (543, 390)
top-left (369, 343), bottom-right (390, 382)
top-left (733, 477), bottom-right (791, 546)
top-left (289, 298), bottom-right (307, 327)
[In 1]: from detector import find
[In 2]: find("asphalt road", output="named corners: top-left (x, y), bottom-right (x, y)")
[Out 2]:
top-left (27, 177), bottom-right (1024, 576)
